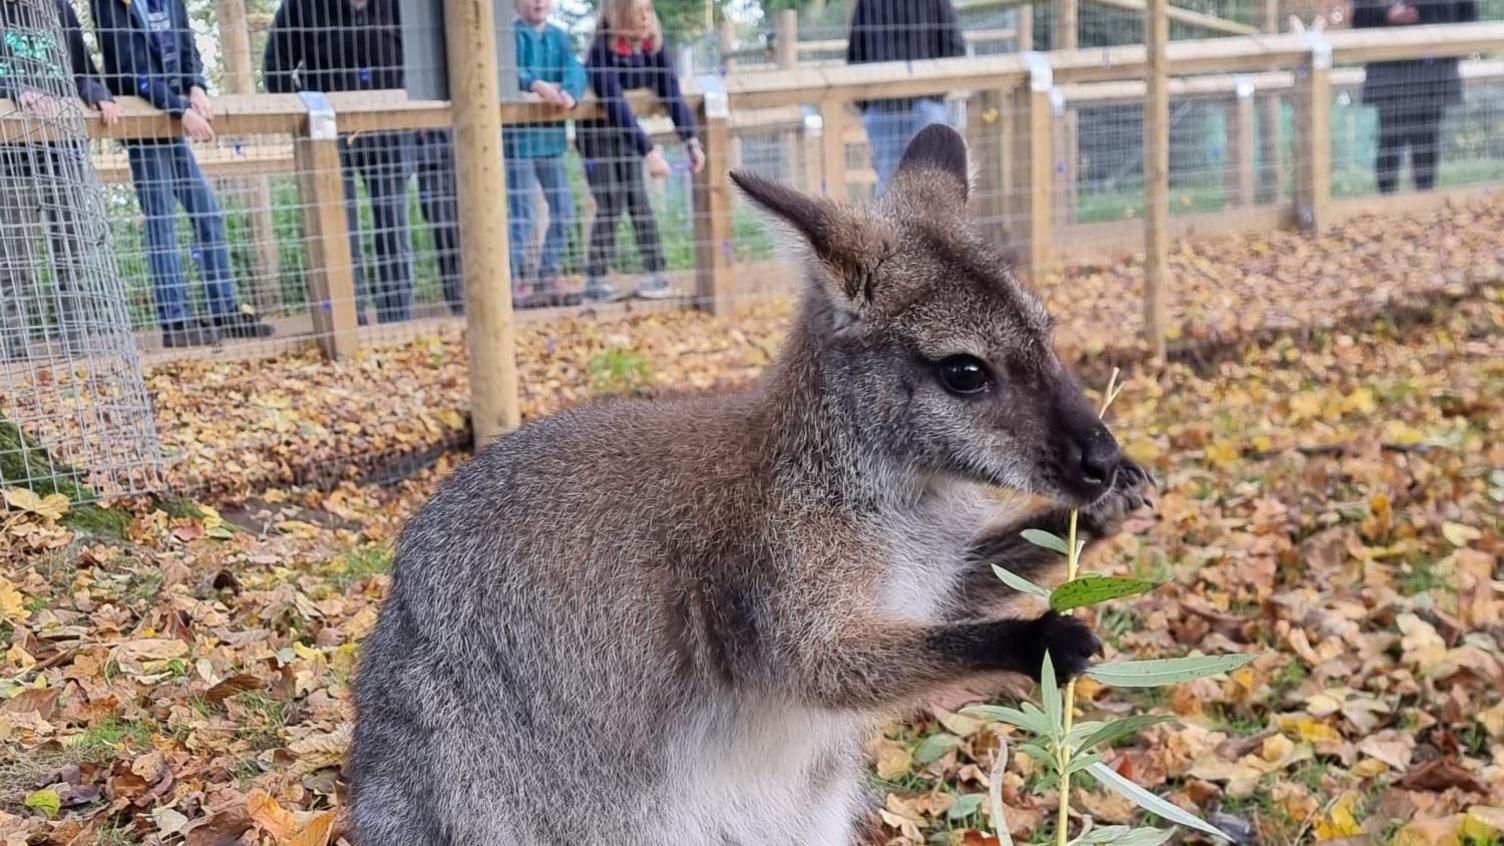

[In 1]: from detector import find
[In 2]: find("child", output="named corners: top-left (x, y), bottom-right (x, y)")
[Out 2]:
top-left (578, 0), bottom-right (703, 304)
top-left (0, 0), bottom-right (117, 360)
top-left (507, 0), bottom-right (586, 308)
top-left (91, 0), bottom-right (274, 346)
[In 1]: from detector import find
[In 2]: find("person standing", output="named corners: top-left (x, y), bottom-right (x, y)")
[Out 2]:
top-left (845, 0), bottom-right (966, 194)
top-left (413, 130), bottom-right (463, 315)
top-left (0, 0), bottom-right (118, 360)
top-left (508, 0), bottom-right (586, 308)
top-left (1353, 0), bottom-right (1477, 194)
top-left (91, 0), bottom-right (274, 346)
top-left (578, 0), bottom-right (703, 304)
top-left (264, 0), bottom-right (416, 325)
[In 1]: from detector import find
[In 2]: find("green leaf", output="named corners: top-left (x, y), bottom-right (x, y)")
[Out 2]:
top-left (963, 704), bottom-right (1050, 736)
top-left (24, 788), bottom-right (60, 819)
top-left (915, 732), bottom-right (960, 765)
top-left (205, 524), bottom-right (234, 540)
top-left (1040, 652), bottom-right (1062, 735)
top-left (1050, 575), bottom-right (1158, 612)
top-left (1075, 714), bottom-right (1177, 752)
top-left (947, 792), bottom-right (986, 821)
top-left (1021, 528), bottom-right (1070, 556)
top-left (1087, 761), bottom-right (1234, 841)
top-left (1074, 826), bottom-right (1176, 846)
top-left (1017, 738), bottom-right (1056, 768)
top-left (991, 564), bottom-right (1050, 598)
top-left (1085, 654), bottom-right (1257, 688)
top-left (1062, 749), bottom-right (1104, 776)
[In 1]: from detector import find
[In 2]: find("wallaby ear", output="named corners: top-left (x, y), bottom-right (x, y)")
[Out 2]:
top-left (893, 123), bottom-right (970, 202)
top-left (731, 170), bottom-right (894, 307)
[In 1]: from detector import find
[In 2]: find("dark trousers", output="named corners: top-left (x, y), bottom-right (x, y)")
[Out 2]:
top-left (340, 131), bottom-right (415, 324)
top-left (414, 130), bottom-right (462, 314)
top-left (1376, 106), bottom-right (1442, 194)
top-left (583, 142), bottom-right (664, 279)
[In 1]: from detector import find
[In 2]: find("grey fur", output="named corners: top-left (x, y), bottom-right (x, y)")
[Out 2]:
top-left (350, 125), bottom-right (1150, 845)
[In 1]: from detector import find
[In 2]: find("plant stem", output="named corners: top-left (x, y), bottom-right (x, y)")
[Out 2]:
top-left (1056, 369), bottom-right (1120, 846)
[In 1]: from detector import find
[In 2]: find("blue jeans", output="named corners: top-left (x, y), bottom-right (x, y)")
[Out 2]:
top-left (860, 98), bottom-right (952, 195)
top-left (341, 132), bottom-right (416, 324)
top-left (506, 156), bottom-right (574, 283)
top-left (126, 140), bottom-right (237, 327)
top-left (414, 130), bottom-right (462, 314)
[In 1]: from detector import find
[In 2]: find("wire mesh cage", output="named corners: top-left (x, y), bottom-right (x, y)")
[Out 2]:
top-left (0, 0), bottom-right (161, 509)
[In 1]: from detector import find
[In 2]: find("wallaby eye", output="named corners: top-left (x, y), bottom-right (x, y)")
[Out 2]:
top-left (936, 355), bottom-right (994, 396)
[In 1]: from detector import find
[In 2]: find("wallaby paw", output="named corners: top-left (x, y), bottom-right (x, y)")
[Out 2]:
top-left (1028, 612), bottom-right (1102, 683)
top-left (1082, 458), bottom-right (1157, 534)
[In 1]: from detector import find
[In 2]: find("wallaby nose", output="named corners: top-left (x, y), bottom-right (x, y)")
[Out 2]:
top-left (1074, 426), bottom-right (1122, 493)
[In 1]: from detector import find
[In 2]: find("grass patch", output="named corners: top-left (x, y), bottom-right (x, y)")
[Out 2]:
top-left (587, 348), bottom-right (653, 397)
top-left (2, 415), bottom-right (132, 540)
top-left (327, 546), bottom-right (394, 592)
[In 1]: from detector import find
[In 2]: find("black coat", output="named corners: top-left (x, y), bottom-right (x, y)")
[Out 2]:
top-left (0, 0), bottom-right (112, 108)
top-left (1352, 0), bottom-right (1477, 111)
top-left (90, 0), bottom-right (206, 117)
top-left (845, 0), bottom-right (965, 112)
top-left (262, 0), bottom-right (404, 94)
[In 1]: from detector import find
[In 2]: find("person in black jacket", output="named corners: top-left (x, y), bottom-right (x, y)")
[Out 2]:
top-left (92, 0), bottom-right (273, 346)
top-left (846, 0), bottom-right (966, 194)
top-left (1, 0), bottom-right (116, 360)
top-left (264, 0), bottom-right (416, 324)
top-left (1352, 0), bottom-right (1477, 193)
top-left (577, 0), bottom-right (703, 304)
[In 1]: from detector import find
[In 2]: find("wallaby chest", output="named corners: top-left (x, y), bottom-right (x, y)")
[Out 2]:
top-left (869, 483), bottom-right (996, 622)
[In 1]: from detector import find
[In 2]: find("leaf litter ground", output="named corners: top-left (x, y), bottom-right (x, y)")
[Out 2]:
top-left (0, 202), bottom-right (1502, 844)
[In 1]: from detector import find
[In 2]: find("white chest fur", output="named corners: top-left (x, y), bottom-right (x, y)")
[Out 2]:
top-left (871, 481), bottom-right (996, 623)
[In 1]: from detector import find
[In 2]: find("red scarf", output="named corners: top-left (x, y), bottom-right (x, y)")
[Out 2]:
top-left (613, 35), bottom-right (655, 56)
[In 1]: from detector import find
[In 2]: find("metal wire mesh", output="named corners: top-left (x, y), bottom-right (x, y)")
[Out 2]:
top-left (0, 0), bottom-right (162, 507)
top-left (0, 0), bottom-right (1497, 505)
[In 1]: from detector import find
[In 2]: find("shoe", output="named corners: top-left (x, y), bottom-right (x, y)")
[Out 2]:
top-left (535, 272), bottom-right (581, 307)
top-left (161, 320), bottom-right (220, 348)
top-left (213, 308), bottom-right (275, 339)
top-left (581, 277), bottom-right (626, 305)
top-left (634, 272), bottom-right (677, 300)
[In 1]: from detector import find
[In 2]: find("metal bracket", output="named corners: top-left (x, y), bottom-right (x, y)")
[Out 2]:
top-left (703, 90), bottom-right (730, 120)
top-left (1022, 51), bottom-right (1053, 92)
top-left (1234, 74), bottom-right (1256, 100)
top-left (801, 106), bottom-right (824, 136)
top-left (298, 91), bottom-right (337, 140)
top-left (1303, 31), bottom-right (1332, 71)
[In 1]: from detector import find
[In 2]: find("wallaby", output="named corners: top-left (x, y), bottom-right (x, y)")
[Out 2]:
top-left (350, 125), bottom-right (1151, 845)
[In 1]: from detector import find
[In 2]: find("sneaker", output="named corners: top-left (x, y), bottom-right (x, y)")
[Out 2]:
top-left (535, 272), bottom-right (581, 308)
top-left (161, 320), bottom-right (220, 348)
top-left (581, 277), bottom-right (626, 305)
top-left (634, 272), bottom-right (677, 300)
top-left (213, 308), bottom-right (275, 339)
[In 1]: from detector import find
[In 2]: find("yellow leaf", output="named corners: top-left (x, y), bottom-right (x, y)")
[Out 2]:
top-left (1340, 387), bottom-right (1378, 415)
top-left (289, 809), bottom-right (336, 846)
top-left (1204, 439), bottom-right (1241, 469)
top-left (1289, 391), bottom-right (1322, 421)
top-left (246, 789), bottom-right (299, 839)
top-left (1441, 522), bottom-right (1482, 547)
top-left (1125, 439), bottom-right (1162, 466)
top-left (0, 578), bottom-right (27, 624)
top-left (874, 739), bottom-right (913, 780)
top-left (1383, 420), bottom-right (1425, 447)
top-left (1394, 816), bottom-right (1465, 846)
top-left (3, 488), bottom-right (68, 522)
top-left (1313, 792), bottom-right (1362, 840)
top-left (1464, 807), bottom-right (1504, 836)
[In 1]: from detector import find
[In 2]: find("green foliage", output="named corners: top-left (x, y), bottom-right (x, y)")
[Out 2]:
top-left (587, 347), bottom-right (653, 396)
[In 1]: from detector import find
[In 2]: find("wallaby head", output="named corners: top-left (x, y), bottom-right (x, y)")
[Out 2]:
top-left (732, 124), bottom-right (1123, 507)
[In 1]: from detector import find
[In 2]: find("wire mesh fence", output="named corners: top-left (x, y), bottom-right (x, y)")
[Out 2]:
top-left (2, 0), bottom-right (1502, 510)
top-left (0, 0), bottom-right (162, 507)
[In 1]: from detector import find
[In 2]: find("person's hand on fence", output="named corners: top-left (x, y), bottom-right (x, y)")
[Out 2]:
top-left (96, 100), bottom-right (121, 127)
top-left (1386, 2), bottom-right (1420, 24)
top-left (645, 147), bottom-right (671, 178)
top-left (530, 80), bottom-right (567, 108)
top-left (18, 89), bottom-right (56, 118)
top-left (558, 90), bottom-right (577, 110)
top-left (685, 138), bottom-right (705, 174)
top-left (188, 86), bottom-right (215, 121)
top-left (181, 108), bottom-right (216, 143)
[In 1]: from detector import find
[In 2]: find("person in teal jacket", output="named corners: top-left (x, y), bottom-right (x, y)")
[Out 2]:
top-left (506, 0), bottom-right (586, 307)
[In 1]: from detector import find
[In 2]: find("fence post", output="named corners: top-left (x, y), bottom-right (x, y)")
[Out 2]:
top-left (1015, 2), bottom-right (1033, 50)
top-left (719, 20), bottom-right (736, 71)
top-left (1257, 0), bottom-right (1283, 204)
top-left (292, 95), bottom-right (359, 360)
top-left (1226, 77), bottom-right (1256, 207)
top-left (799, 108), bottom-right (824, 195)
top-left (445, 0), bottom-right (519, 445)
top-left (777, 10), bottom-right (798, 69)
top-left (1012, 55), bottom-right (1054, 275)
top-left (1144, 0), bottom-right (1170, 359)
top-left (216, 0), bottom-right (282, 315)
top-left (819, 98), bottom-right (847, 201)
top-left (1293, 34), bottom-right (1332, 232)
top-left (693, 93), bottom-right (735, 316)
top-left (970, 88), bottom-right (1008, 245)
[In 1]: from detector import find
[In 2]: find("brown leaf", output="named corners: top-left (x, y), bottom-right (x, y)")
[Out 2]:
top-left (1395, 759), bottom-right (1487, 794)
top-left (204, 673), bottom-right (262, 704)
